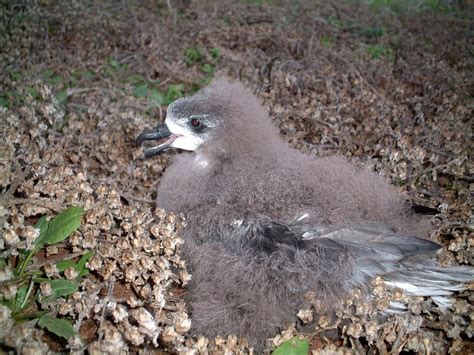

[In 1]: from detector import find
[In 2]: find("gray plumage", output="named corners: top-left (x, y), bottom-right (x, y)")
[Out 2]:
top-left (136, 78), bottom-right (473, 349)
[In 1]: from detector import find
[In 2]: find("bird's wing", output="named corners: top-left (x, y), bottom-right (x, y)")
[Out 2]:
top-left (235, 216), bottom-right (439, 267)
top-left (233, 215), bottom-right (473, 303)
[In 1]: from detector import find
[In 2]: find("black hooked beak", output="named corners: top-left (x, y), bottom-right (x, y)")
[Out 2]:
top-left (136, 123), bottom-right (175, 158)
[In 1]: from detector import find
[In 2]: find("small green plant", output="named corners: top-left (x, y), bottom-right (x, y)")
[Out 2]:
top-left (242, 0), bottom-right (283, 5)
top-left (359, 26), bottom-right (385, 38)
top-left (39, 69), bottom-right (70, 109)
top-left (201, 63), bottom-right (215, 75)
top-left (320, 35), bottom-right (334, 47)
top-left (326, 15), bottom-right (345, 28)
top-left (0, 96), bottom-right (8, 108)
top-left (209, 47), bottom-right (220, 59)
top-left (126, 74), bottom-right (146, 84)
top-left (26, 87), bottom-right (40, 99)
top-left (183, 46), bottom-right (221, 88)
top-left (0, 89), bottom-right (21, 109)
top-left (131, 82), bottom-right (184, 109)
top-left (272, 337), bottom-right (309, 355)
top-left (1, 206), bottom-right (91, 341)
top-left (184, 47), bottom-right (203, 65)
top-left (368, 0), bottom-right (457, 14)
top-left (221, 15), bottom-right (231, 25)
top-left (103, 57), bottom-right (128, 79)
top-left (42, 69), bottom-right (63, 86)
top-left (367, 45), bottom-right (393, 59)
top-left (392, 176), bottom-right (407, 187)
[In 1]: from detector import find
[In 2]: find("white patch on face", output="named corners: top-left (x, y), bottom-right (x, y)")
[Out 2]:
top-left (165, 117), bottom-right (203, 151)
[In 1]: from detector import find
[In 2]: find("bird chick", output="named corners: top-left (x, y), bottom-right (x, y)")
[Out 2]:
top-left (136, 78), bottom-right (473, 351)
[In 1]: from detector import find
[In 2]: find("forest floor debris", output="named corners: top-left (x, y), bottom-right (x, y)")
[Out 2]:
top-left (0, 0), bottom-right (472, 353)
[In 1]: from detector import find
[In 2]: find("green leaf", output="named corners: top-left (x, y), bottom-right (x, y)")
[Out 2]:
top-left (109, 58), bottom-right (120, 70)
top-left (50, 279), bottom-right (78, 298)
top-left (14, 285), bottom-right (29, 312)
top-left (41, 206), bottom-right (85, 245)
top-left (42, 69), bottom-right (55, 79)
top-left (320, 35), bottom-right (334, 47)
top-left (359, 26), bottom-right (385, 38)
top-left (199, 77), bottom-right (212, 86)
top-left (201, 63), bottom-right (215, 74)
top-left (75, 251), bottom-right (93, 274)
top-left (82, 71), bottom-right (95, 80)
top-left (70, 69), bottom-right (82, 80)
top-left (55, 90), bottom-right (68, 105)
top-left (367, 45), bottom-right (393, 60)
top-left (133, 84), bottom-right (149, 98)
top-left (13, 310), bottom-right (47, 322)
top-left (272, 337), bottom-right (309, 355)
top-left (9, 71), bottom-right (21, 81)
top-left (49, 75), bottom-right (63, 86)
top-left (126, 74), bottom-right (145, 84)
top-left (56, 260), bottom-right (76, 272)
top-left (210, 47), bottom-right (220, 58)
top-left (34, 216), bottom-right (49, 245)
top-left (38, 315), bottom-right (76, 339)
top-left (326, 15), bottom-right (344, 28)
top-left (184, 47), bottom-right (203, 64)
top-left (55, 251), bottom-right (93, 279)
top-left (26, 87), bottom-right (40, 99)
top-left (0, 96), bottom-right (8, 108)
top-left (148, 88), bottom-right (163, 107)
top-left (163, 84), bottom-right (184, 105)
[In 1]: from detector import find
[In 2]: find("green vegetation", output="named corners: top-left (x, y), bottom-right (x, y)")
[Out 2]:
top-left (367, 44), bottom-right (393, 59)
top-left (184, 46), bottom-right (203, 65)
top-left (362, 0), bottom-right (461, 13)
top-left (183, 46), bottom-right (221, 88)
top-left (241, 0), bottom-right (283, 5)
top-left (359, 26), bottom-right (385, 38)
top-left (1, 57), bottom-right (190, 112)
top-left (320, 35), bottom-right (335, 47)
top-left (392, 176), bottom-right (407, 187)
top-left (131, 80), bottom-right (185, 109)
top-left (272, 337), bottom-right (309, 355)
top-left (326, 15), bottom-right (347, 28)
top-left (0, 206), bottom-right (91, 340)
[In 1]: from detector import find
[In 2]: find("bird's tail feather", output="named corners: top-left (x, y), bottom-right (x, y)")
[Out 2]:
top-left (383, 265), bottom-right (473, 311)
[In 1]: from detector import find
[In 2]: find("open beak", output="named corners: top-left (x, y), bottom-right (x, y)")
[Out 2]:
top-left (136, 123), bottom-right (176, 158)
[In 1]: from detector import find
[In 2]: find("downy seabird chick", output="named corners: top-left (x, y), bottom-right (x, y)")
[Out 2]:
top-left (136, 78), bottom-right (473, 350)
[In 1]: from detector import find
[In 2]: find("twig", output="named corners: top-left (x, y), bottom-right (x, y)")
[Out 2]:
top-left (166, 0), bottom-right (177, 25)
top-left (0, 160), bottom-right (28, 204)
top-left (330, 51), bottom-right (397, 110)
top-left (392, 326), bottom-right (407, 352)
top-left (34, 251), bottom-right (87, 270)
top-left (329, 2), bottom-right (342, 20)
top-left (120, 193), bottom-right (154, 205)
top-left (306, 22), bottom-right (317, 58)
top-left (2, 198), bottom-right (65, 213)
top-left (98, 276), bottom-right (116, 342)
top-left (66, 88), bottom-right (95, 97)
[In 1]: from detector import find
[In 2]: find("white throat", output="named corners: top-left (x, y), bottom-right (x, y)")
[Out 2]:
top-left (194, 153), bottom-right (210, 169)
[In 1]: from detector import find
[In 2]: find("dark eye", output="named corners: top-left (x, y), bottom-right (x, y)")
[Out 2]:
top-left (190, 118), bottom-right (201, 128)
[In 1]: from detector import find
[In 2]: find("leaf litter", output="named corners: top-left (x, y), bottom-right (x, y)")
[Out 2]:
top-left (0, 0), bottom-right (472, 353)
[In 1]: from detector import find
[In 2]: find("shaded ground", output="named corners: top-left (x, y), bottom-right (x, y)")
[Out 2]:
top-left (0, 0), bottom-right (472, 353)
